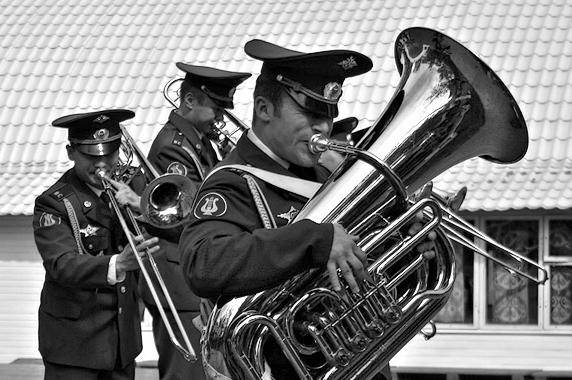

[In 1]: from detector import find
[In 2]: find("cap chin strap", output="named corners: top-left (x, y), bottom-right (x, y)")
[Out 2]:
top-left (69, 133), bottom-right (122, 145)
top-left (275, 74), bottom-right (341, 105)
top-left (200, 85), bottom-right (232, 106)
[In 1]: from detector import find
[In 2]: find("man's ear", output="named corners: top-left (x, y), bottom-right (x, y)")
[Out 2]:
top-left (254, 96), bottom-right (273, 122)
top-left (182, 92), bottom-right (195, 110)
top-left (65, 144), bottom-right (75, 161)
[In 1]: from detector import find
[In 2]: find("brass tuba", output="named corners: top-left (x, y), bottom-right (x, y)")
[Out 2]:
top-left (202, 27), bottom-right (541, 380)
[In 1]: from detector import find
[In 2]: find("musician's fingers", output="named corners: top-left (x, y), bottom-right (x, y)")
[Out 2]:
top-left (339, 262), bottom-right (360, 294)
top-left (327, 262), bottom-right (342, 292)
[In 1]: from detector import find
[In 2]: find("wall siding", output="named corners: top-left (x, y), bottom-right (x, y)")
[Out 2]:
top-left (0, 215), bottom-right (158, 364)
top-left (1, 215), bottom-right (571, 374)
top-left (0, 215), bottom-right (43, 363)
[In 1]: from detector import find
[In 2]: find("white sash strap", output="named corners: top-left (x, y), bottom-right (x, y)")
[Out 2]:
top-left (207, 164), bottom-right (321, 199)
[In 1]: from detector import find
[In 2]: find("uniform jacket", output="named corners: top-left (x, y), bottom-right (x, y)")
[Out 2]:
top-left (140, 110), bottom-right (218, 311)
top-left (32, 169), bottom-right (142, 370)
top-left (178, 133), bottom-right (334, 300)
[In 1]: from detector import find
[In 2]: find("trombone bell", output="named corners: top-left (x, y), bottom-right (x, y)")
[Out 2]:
top-left (141, 174), bottom-right (197, 229)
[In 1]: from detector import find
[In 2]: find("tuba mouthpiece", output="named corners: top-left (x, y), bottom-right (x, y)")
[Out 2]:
top-left (308, 134), bottom-right (330, 154)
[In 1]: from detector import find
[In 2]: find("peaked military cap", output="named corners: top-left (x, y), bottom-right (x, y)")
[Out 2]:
top-left (53, 109), bottom-right (135, 156)
top-left (331, 116), bottom-right (359, 142)
top-left (244, 39), bottom-right (373, 118)
top-left (176, 63), bottom-right (251, 109)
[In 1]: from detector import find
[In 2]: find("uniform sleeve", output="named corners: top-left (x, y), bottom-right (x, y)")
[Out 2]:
top-left (151, 139), bottom-right (203, 184)
top-left (33, 194), bottom-right (113, 289)
top-left (178, 170), bottom-right (333, 299)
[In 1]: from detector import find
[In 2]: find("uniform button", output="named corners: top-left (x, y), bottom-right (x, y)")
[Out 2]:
top-left (195, 143), bottom-right (202, 150)
top-left (118, 307), bottom-right (123, 314)
top-left (84, 201), bottom-right (92, 208)
top-left (118, 245), bottom-right (124, 251)
top-left (88, 244), bottom-right (93, 249)
top-left (120, 286), bottom-right (126, 294)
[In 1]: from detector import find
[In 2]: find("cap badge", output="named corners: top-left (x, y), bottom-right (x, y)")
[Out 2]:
top-left (338, 56), bottom-right (358, 71)
top-left (93, 128), bottom-right (110, 140)
top-left (323, 82), bottom-right (342, 101)
top-left (93, 115), bottom-right (111, 124)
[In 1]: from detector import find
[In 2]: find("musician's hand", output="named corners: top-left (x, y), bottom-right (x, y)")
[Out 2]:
top-left (328, 223), bottom-right (368, 294)
top-left (115, 234), bottom-right (160, 275)
top-left (105, 177), bottom-right (142, 212)
top-left (408, 210), bottom-right (437, 259)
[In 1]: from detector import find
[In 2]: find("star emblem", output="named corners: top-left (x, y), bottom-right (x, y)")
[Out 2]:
top-left (80, 224), bottom-right (100, 237)
top-left (277, 206), bottom-right (299, 223)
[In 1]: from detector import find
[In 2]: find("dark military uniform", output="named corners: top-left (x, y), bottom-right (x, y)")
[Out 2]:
top-left (179, 133), bottom-right (333, 298)
top-left (140, 64), bottom-right (250, 380)
top-left (178, 40), bottom-right (393, 380)
top-left (139, 110), bottom-right (217, 380)
top-left (33, 109), bottom-right (142, 380)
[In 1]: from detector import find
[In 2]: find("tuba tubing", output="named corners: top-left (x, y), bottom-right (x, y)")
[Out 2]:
top-left (201, 27), bottom-right (535, 380)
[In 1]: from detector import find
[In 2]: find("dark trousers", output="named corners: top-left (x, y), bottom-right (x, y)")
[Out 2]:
top-left (43, 360), bottom-right (135, 380)
top-left (146, 303), bottom-right (205, 380)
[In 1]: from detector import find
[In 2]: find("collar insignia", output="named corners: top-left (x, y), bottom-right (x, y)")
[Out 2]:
top-left (338, 56), bottom-right (358, 71)
top-left (277, 206), bottom-right (299, 223)
top-left (80, 224), bottom-right (100, 237)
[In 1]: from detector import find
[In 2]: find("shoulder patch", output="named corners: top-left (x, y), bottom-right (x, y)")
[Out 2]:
top-left (49, 184), bottom-right (74, 202)
top-left (38, 212), bottom-right (62, 227)
top-left (166, 162), bottom-right (188, 176)
top-left (193, 192), bottom-right (228, 218)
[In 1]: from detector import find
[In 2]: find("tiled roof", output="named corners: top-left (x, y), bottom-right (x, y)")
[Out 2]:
top-left (1, 0), bottom-right (571, 215)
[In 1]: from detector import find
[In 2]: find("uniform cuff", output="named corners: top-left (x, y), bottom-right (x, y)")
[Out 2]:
top-left (107, 255), bottom-right (126, 285)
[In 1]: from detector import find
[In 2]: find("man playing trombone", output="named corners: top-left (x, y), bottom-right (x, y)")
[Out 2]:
top-left (32, 109), bottom-right (160, 380)
top-left (140, 63), bottom-right (250, 380)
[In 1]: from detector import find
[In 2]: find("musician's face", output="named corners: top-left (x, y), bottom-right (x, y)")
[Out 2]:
top-left (264, 93), bottom-right (332, 167)
top-left (191, 95), bottom-right (224, 139)
top-left (66, 145), bottom-right (119, 189)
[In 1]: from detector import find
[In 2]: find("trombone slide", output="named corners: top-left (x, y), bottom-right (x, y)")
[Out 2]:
top-left (98, 171), bottom-right (197, 362)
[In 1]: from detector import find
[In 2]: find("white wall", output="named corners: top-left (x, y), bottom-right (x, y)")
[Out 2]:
top-left (0, 215), bottom-right (157, 364)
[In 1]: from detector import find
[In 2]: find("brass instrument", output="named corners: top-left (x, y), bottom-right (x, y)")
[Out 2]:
top-left (117, 124), bottom-right (196, 229)
top-left (201, 27), bottom-right (546, 380)
top-left (98, 126), bottom-right (198, 361)
top-left (163, 77), bottom-right (248, 153)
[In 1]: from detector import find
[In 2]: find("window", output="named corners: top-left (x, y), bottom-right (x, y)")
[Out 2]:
top-left (434, 239), bottom-right (474, 324)
top-left (485, 220), bottom-right (539, 325)
top-left (434, 214), bottom-right (572, 331)
top-left (547, 219), bottom-right (572, 326)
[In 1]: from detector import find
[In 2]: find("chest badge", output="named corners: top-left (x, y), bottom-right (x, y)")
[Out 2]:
top-left (80, 224), bottom-right (101, 237)
top-left (277, 206), bottom-right (299, 224)
top-left (194, 192), bottom-right (228, 218)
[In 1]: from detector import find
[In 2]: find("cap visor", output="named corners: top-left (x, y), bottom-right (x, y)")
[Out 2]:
top-left (75, 140), bottom-right (121, 156)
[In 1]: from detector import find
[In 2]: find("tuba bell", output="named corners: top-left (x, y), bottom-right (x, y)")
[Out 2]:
top-left (202, 27), bottom-right (538, 380)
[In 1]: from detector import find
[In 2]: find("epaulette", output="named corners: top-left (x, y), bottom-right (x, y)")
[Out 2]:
top-left (171, 131), bottom-right (184, 147)
top-left (49, 183), bottom-right (75, 202)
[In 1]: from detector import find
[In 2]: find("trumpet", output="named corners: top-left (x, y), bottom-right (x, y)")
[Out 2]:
top-left (98, 125), bottom-right (198, 361)
top-left (163, 77), bottom-right (248, 152)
